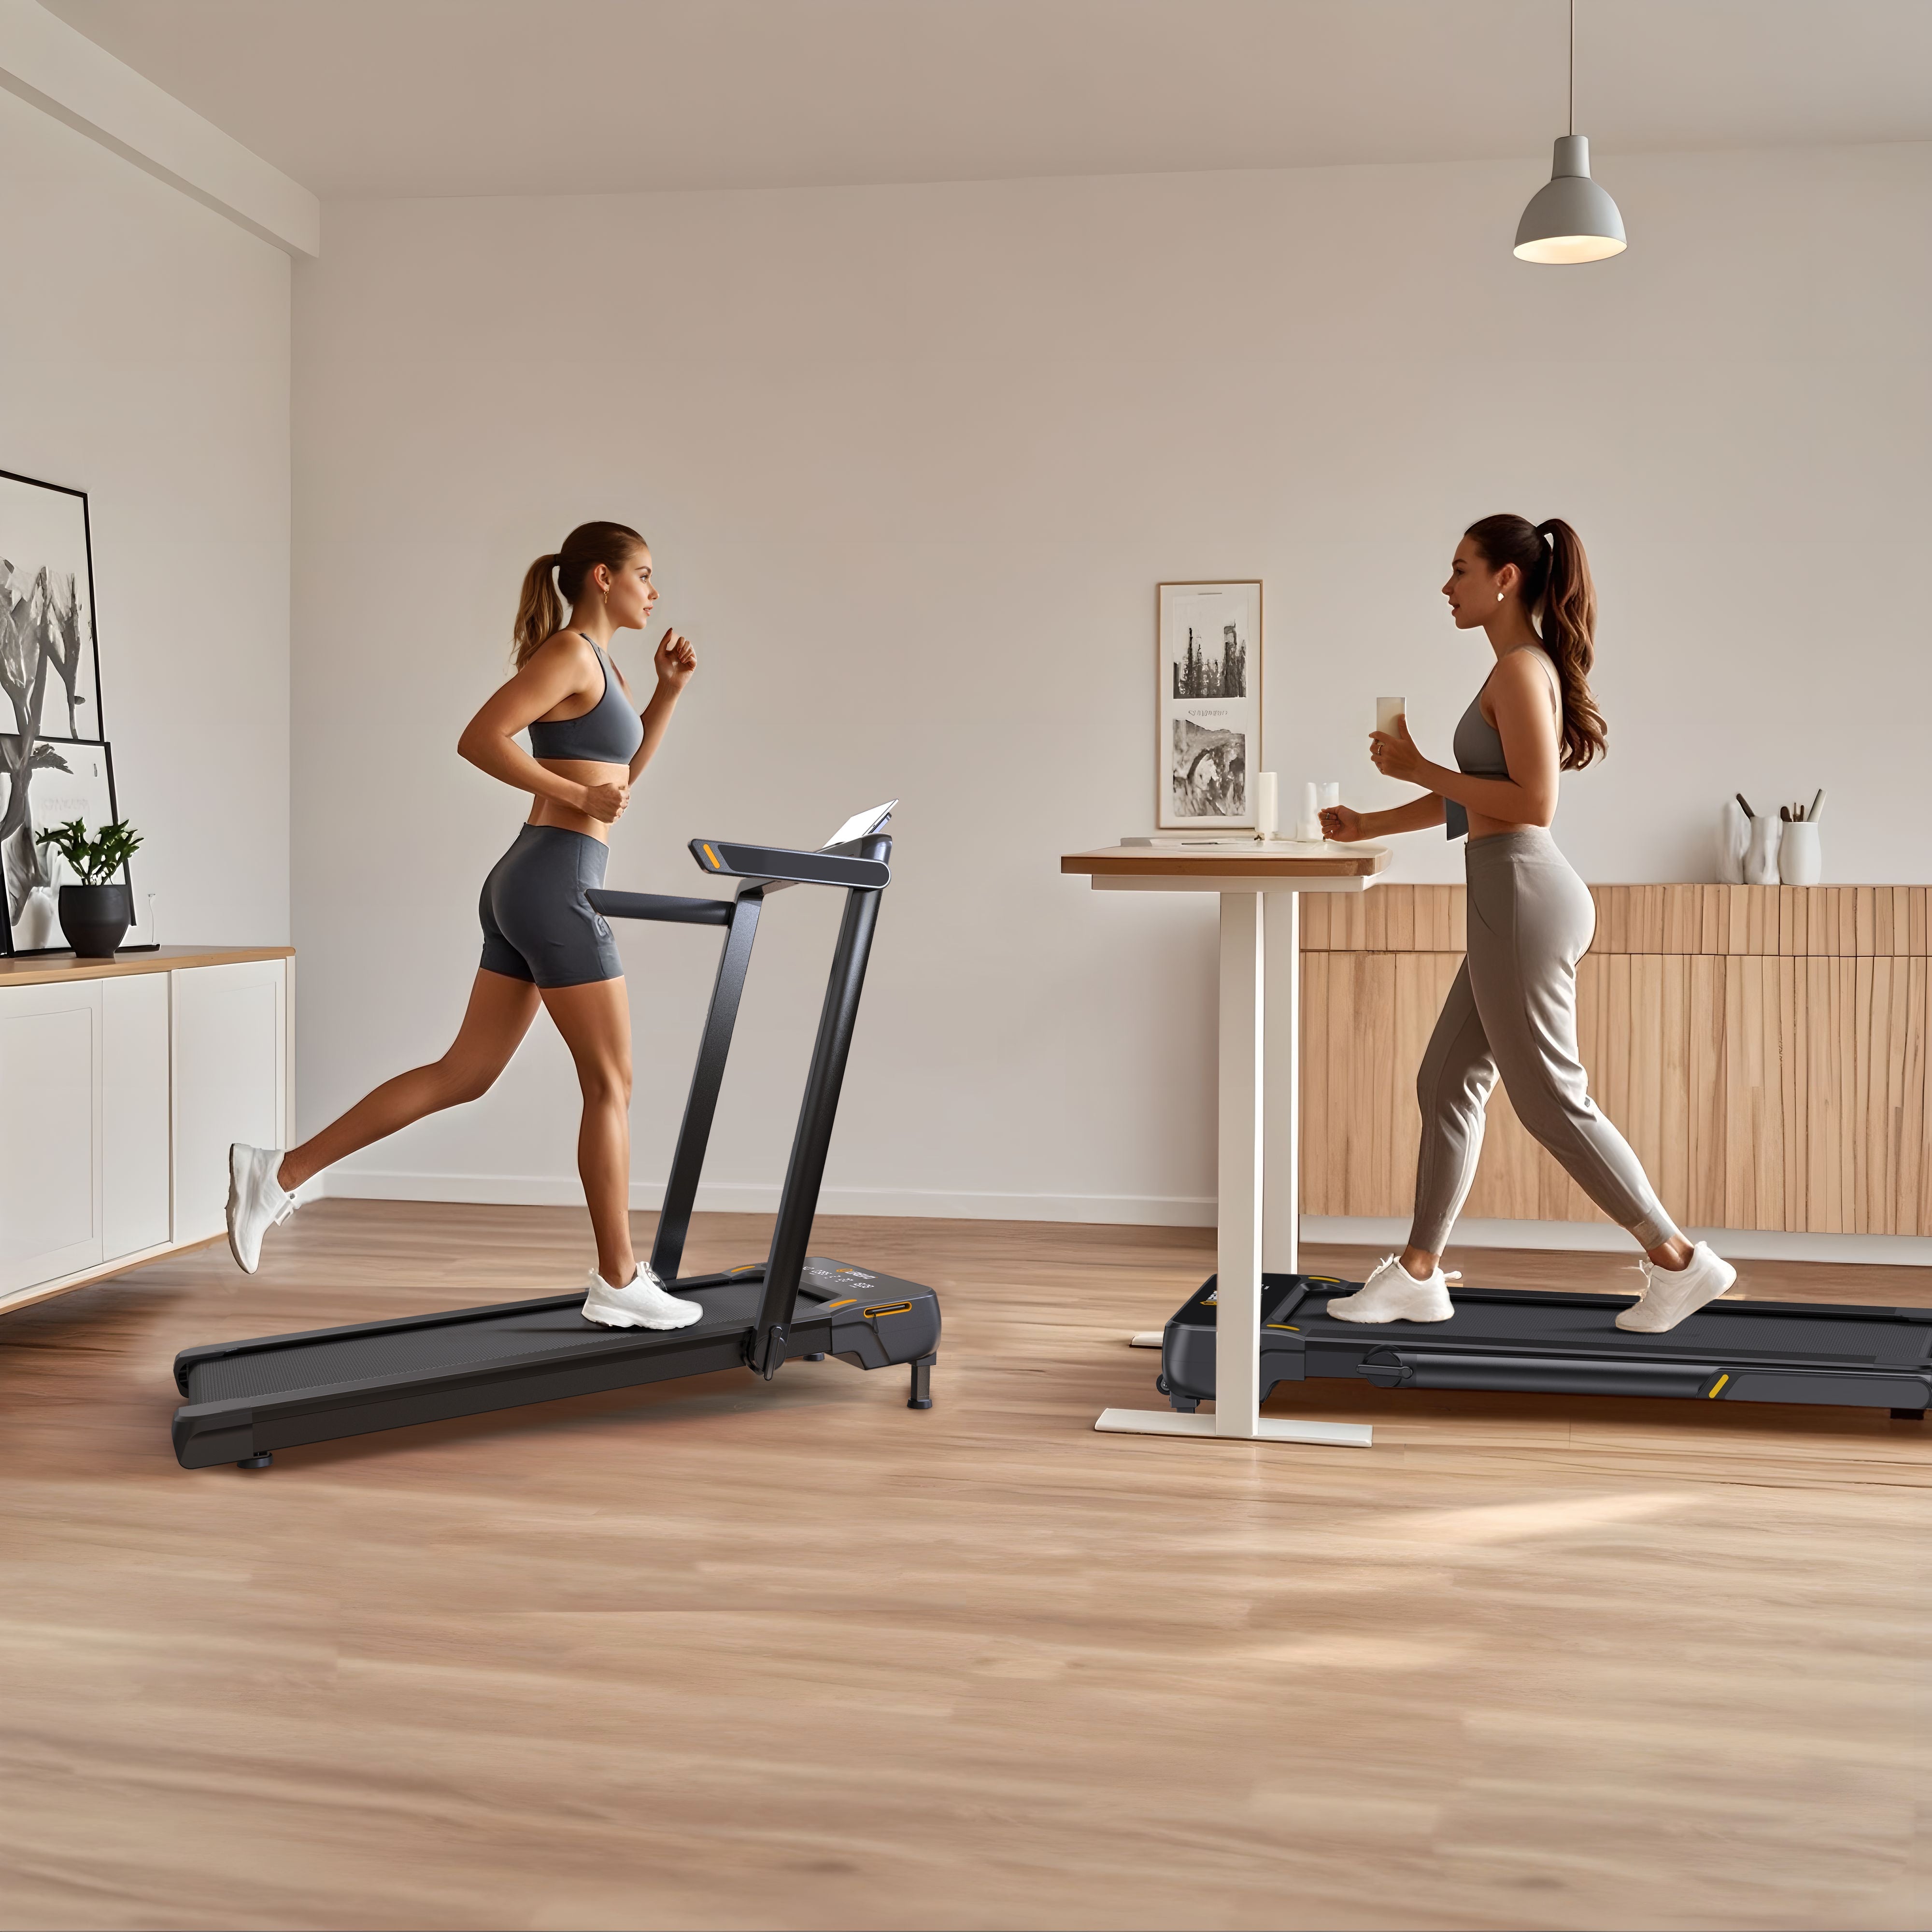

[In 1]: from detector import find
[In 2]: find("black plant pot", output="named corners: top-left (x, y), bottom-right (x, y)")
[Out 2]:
top-left (58, 882), bottom-right (130, 958)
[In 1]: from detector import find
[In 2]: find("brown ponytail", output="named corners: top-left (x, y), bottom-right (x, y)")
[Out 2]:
top-left (1463, 512), bottom-right (1608, 770)
top-left (511, 521), bottom-right (646, 666)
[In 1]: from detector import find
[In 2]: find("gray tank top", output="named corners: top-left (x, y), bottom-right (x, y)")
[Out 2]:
top-left (1443, 646), bottom-right (1561, 840)
top-left (527, 635), bottom-right (644, 764)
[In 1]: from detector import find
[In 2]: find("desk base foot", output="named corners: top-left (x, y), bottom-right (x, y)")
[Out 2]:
top-left (1094, 1407), bottom-right (1372, 1448)
top-left (1128, 1332), bottom-right (1164, 1349)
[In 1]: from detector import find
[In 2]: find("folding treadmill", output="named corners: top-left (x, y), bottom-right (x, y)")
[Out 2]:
top-left (1151, 1273), bottom-right (1932, 1420)
top-left (170, 808), bottom-right (940, 1470)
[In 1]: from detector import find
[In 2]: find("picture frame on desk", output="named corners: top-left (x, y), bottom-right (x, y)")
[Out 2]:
top-left (1157, 580), bottom-right (1262, 831)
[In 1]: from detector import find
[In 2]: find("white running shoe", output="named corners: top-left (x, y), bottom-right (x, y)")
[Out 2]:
top-left (226, 1143), bottom-right (298, 1274)
top-left (1615, 1241), bottom-right (1738, 1333)
top-left (581, 1266), bottom-right (704, 1331)
top-left (1325, 1254), bottom-right (1461, 1324)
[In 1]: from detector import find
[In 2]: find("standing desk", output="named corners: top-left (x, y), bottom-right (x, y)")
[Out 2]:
top-left (1061, 842), bottom-right (1391, 1449)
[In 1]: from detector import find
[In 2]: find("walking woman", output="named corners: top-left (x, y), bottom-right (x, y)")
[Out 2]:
top-left (225, 521), bottom-right (708, 1332)
top-left (1319, 514), bottom-right (1735, 1335)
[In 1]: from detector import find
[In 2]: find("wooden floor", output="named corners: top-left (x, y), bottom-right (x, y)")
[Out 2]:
top-left (4, 1204), bottom-right (1930, 1932)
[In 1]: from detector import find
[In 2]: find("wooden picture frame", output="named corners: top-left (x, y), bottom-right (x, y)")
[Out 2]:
top-left (1156, 580), bottom-right (1262, 830)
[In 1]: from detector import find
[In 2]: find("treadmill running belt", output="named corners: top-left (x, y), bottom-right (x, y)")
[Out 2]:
top-left (185, 1280), bottom-right (775, 1405)
top-left (1293, 1290), bottom-right (1917, 1367)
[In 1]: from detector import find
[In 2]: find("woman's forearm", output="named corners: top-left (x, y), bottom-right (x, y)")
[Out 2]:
top-left (629, 686), bottom-right (681, 781)
top-left (1363, 793), bottom-right (1448, 838)
top-left (459, 728), bottom-right (588, 809)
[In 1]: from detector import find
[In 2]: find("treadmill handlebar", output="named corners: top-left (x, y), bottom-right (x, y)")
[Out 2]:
top-left (690, 834), bottom-right (891, 891)
top-left (585, 889), bottom-right (735, 927)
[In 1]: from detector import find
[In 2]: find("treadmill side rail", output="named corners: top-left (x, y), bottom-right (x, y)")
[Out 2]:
top-left (691, 840), bottom-right (890, 891)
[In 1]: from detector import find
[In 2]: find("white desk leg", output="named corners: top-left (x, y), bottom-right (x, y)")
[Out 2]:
top-left (1263, 889), bottom-right (1299, 1279)
top-left (1095, 885), bottom-right (1370, 1451)
top-left (1215, 890), bottom-right (1264, 1437)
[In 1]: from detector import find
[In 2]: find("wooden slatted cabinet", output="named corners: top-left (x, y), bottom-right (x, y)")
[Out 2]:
top-left (1300, 885), bottom-right (1931, 1236)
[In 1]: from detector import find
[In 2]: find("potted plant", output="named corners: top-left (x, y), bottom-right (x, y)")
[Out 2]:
top-left (38, 817), bottom-right (142, 957)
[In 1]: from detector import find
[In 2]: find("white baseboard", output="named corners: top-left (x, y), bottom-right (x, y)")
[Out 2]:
top-left (301, 1175), bottom-right (1928, 1266)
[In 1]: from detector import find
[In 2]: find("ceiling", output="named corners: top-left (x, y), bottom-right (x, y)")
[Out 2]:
top-left (43, 0), bottom-right (1932, 200)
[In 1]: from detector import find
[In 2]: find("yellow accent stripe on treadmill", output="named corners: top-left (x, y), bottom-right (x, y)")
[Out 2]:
top-left (1707, 1373), bottom-right (1730, 1399)
top-left (822, 1298), bottom-right (856, 1311)
top-left (1264, 1324), bottom-right (1301, 1332)
top-left (701, 843), bottom-right (721, 868)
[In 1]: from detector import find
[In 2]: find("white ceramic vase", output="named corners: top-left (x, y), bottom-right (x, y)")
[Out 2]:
top-left (1717, 800), bottom-right (1748, 883)
top-left (1744, 815), bottom-right (1782, 886)
top-left (1778, 821), bottom-right (1821, 886)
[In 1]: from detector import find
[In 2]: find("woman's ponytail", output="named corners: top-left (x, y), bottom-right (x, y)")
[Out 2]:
top-left (509, 521), bottom-right (647, 667)
top-left (512, 554), bottom-right (564, 666)
top-left (1463, 511), bottom-right (1608, 770)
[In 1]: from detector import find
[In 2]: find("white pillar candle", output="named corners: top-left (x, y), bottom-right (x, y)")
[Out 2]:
top-left (1254, 771), bottom-right (1278, 837)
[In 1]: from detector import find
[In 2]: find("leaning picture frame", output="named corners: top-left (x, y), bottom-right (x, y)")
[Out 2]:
top-left (1156, 580), bottom-right (1263, 830)
top-left (0, 467), bottom-right (154, 954)
top-left (0, 738), bottom-right (154, 954)
top-left (0, 467), bottom-right (107, 746)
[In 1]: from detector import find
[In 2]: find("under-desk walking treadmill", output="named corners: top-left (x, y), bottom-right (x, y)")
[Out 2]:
top-left (1151, 1274), bottom-right (1932, 1420)
top-left (171, 815), bottom-right (940, 1470)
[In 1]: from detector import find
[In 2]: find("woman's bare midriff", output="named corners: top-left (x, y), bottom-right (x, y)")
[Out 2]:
top-left (526, 758), bottom-right (628, 841)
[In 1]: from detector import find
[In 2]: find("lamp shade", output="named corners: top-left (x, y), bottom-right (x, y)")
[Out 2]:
top-left (1514, 135), bottom-right (1626, 263)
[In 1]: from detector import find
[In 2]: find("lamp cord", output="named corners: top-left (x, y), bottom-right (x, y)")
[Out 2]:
top-left (1569, 0), bottom-right (1576, 137)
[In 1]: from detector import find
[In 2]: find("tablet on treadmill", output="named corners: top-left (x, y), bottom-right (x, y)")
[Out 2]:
top-left (821, 802), bottom-right (896, 849)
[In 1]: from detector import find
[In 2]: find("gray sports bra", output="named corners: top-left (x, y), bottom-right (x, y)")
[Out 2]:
top-left (527, 636), bottom-right (644, 764)
top-left (1443, 646), bottom-right (1561, 840)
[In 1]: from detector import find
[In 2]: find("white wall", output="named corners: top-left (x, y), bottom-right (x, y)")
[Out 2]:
top-left (0, 85), bottom-right (290, 948)
top-left (291, 143), bottom-right (1931, 1226)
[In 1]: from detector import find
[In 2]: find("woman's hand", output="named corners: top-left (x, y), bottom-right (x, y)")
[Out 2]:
top-left (1368, 713), bottom-right (1429, 785)
top-left (1320, 804), bottom-right (1365, 842)
top-left (653, 627), bottom-right (697, 693)
top-left (578, 778), bottom-right (630, 824)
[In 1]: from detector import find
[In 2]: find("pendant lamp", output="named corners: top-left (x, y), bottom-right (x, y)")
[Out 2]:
top-left (1514, 0), bottom-right (1626, 264)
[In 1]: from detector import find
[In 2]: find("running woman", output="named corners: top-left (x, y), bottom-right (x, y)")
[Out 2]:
top-left (226, 521), bottom-right (706, 1331)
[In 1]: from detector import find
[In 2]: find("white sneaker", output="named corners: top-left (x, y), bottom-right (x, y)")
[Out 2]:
top-left (1615, 1241), bottom-right (1738, 1333)
top-left (581, 1266), bottom-right (704, 1331)
top-left (226, 1143), bottom-right (298, 1274)
top-left (1325, 1254), bottom-right (1460, 1324)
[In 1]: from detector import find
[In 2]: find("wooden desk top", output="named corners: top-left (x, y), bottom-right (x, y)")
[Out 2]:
top-left (1062, 843), bottom-right (1391, 880)
top-left (0, 945), bottom-right (294, 990)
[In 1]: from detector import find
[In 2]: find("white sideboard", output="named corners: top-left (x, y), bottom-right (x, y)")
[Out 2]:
top-left (0, 948), bottom-right (293, 1312)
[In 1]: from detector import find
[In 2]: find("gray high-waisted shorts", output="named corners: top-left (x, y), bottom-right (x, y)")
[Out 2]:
top-left (478, 824), bottom-right (623, 988)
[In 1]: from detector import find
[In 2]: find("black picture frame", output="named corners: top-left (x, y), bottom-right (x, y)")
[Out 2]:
top-left (0, 467), bottom-right (151, 955)
top-left (0, 466), bottom-right (107, 743)
top-left (0, 738), bottom-right (153, 955)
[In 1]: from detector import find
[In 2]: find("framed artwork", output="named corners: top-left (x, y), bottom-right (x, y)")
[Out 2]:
top-left (0, 739), bottom-right (152, 954)
top-left (0, 469), bottom-right (105, 744)
top-left (1157, 580), bottom-right (1262, 829)
top-left (0, 469), bottom-right (152, 956)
